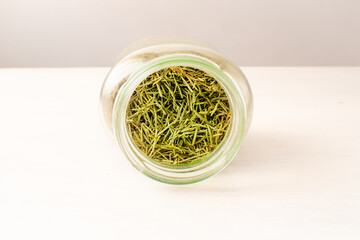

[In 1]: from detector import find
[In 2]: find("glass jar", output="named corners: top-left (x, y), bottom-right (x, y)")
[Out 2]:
top-left (100, 35), bottom-right (253, 184)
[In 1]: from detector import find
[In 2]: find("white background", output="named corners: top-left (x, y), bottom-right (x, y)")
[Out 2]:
top-left (1, 1), bottom-right (360, 239)
top-left (1, 0), bottom-right (360, 67)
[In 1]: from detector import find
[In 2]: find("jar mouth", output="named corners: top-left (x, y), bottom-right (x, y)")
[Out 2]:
top-left (113, 54), bottom-right (247, 184)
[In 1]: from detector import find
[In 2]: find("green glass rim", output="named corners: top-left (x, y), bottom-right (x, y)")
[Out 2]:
top-left (112, 54), bottom-right (247, 184)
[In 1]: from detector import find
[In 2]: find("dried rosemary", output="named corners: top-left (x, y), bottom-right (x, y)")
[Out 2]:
top-left (126, 66), bottom-right (231, 165)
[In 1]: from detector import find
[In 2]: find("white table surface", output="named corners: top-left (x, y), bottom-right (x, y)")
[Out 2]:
top-left (0, 67), bottom-right (359, 239)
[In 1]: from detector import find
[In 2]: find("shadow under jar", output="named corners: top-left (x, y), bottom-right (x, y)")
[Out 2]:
top-left (100, 35), bottom-right (253, 184)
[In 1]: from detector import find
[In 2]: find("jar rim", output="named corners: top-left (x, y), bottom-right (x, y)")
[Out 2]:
top-left (112, 54), bottom-right (248, 184)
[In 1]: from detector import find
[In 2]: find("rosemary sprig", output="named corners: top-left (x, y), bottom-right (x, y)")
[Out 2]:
top-left (126, 66), bottom-right (231, 165)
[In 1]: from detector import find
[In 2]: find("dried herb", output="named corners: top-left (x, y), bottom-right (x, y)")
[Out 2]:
top-left (126, 66), bottom-right (231, 165)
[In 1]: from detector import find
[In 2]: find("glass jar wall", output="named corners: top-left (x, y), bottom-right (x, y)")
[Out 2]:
top-left (100, 35), bottom-right (253, 184)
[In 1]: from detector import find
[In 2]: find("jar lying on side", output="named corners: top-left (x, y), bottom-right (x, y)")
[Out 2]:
top-left (100, 35), bottom-right (253, 184)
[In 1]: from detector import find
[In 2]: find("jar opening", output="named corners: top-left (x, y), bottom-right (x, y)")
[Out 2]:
top-left (125, 65), bottom-right (232, 167)
top-left (112, 54), bottom-right (248, 184)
